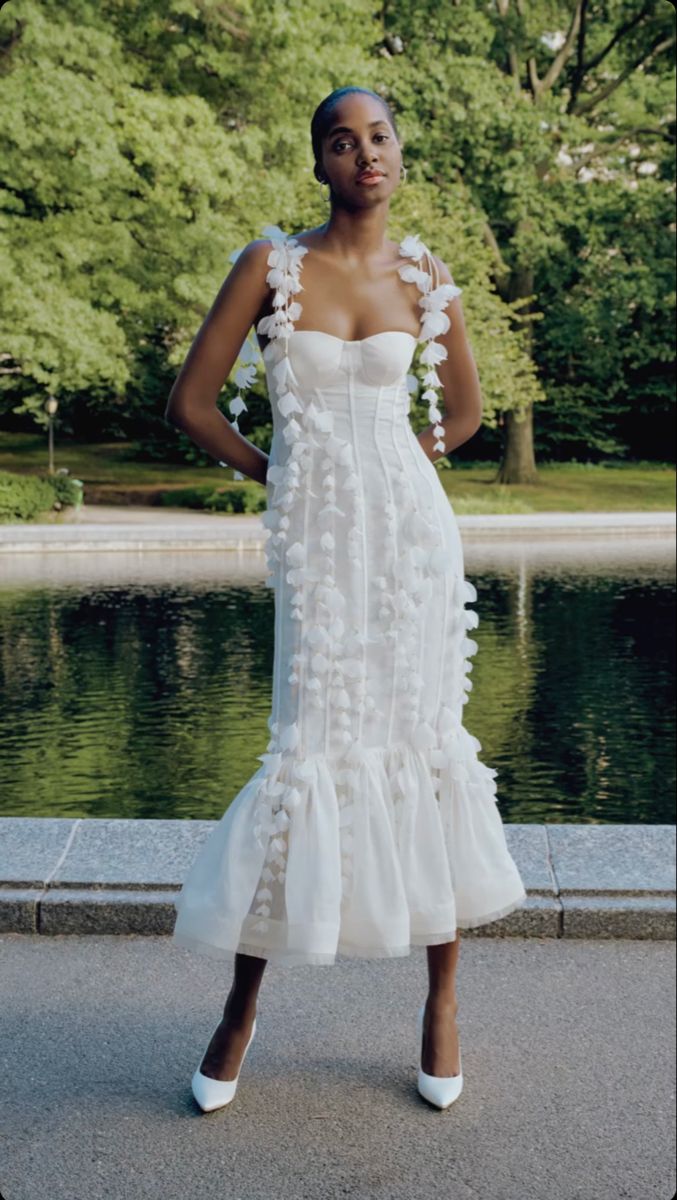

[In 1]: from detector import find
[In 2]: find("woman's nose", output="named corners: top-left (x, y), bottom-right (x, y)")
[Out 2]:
top-left (357, 145), bottom-right (379, 167)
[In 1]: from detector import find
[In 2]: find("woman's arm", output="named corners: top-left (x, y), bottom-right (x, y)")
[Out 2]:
top-left (417, 254), bottom-right (483, 463)
top-left (164, 239), bottom-right (272, 486)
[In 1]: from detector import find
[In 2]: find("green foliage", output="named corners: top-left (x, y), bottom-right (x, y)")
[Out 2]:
top-left (534, 168), bottom-right (676, 459)
top-left (50, 471), bottom-right (83, 507)
top-left (0, 0), bottom-right (674, 466)
top-left (158, 481), bottom-right (267, 512)
top-left (379, 0), bottom-right (675, 459)
top-left (0, 467), bottom-right (82, 521)
top-left (0, 0), bottom-right (243, 434)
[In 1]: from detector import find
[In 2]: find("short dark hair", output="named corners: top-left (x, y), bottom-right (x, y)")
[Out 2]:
top-left (310, 87), bottom-right (400, 168)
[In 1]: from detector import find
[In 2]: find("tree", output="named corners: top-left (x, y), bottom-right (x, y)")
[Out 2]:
top-left (378, 0), bottom-right (676, 480)
top-left (0, 0), bottom-right (673, 472)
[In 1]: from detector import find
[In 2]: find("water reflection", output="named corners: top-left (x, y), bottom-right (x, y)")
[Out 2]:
top-left (0, 537), bottom-right (673, 823)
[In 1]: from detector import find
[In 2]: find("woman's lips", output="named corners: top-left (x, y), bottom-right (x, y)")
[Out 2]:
top-left (356, 172), bottom-right (385, 185)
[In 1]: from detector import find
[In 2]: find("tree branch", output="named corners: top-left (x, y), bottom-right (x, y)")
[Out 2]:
top-left (495, 0), bottom-right (522, 90)
top-left (615, 124), bottom-right (676, 145)
top-left (568, 0), bottom-right (590, 111)
top-left (568, 121), bottom-right (675, 171)
top-left (582, 0), bottom-right (654, 74)
top-left (536, 1), bottom-right (584, 98)
top-left (572, 32), bottom-right (676, 117)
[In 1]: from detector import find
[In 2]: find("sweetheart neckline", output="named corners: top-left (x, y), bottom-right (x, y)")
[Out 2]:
top-left (263, 329), bottom-right (419, 353)
top-left (293, 329), bottom-right (418, 344)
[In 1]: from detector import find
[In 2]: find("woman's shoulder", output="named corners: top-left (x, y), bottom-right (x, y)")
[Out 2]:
top-left (430, 253), bottom-right (458, 287)
top-left (398, 233), bottom-right (461, 296)
top-left (228, 237), bottom-right (273, 270)
top-left (229, 225), bottom-right (313, 279)
top-left (222, 239), bottom-right (278, 314)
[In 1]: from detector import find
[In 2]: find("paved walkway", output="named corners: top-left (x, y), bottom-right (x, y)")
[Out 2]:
top-left (0, 932), bottom-right (673, 1200)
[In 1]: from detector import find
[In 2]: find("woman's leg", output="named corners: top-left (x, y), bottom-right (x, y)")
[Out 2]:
top-left (198, 952), bottom-right (267, 1081)
top-left (421, 935), bottom-right (462, 1076)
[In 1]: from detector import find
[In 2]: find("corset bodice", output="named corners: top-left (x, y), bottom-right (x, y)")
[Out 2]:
top-left (263, 329), bottom-right (419, 455)
top-left (261, 328), bottom-right (424, 472)
top-left (264, 324), bottom-right (417, 393)
top-left (264, 328), bottom-right (417, 390)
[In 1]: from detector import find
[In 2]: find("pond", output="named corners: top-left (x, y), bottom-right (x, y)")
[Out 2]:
top-left (0, 536), bottom-right (674, 824)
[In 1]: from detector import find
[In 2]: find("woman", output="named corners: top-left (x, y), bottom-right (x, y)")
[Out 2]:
top-left (165, 85), bottom-right (527, 1113)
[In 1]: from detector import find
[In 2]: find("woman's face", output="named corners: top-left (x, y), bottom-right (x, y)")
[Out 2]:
top-left (316, 93), bottom-right (402, 206)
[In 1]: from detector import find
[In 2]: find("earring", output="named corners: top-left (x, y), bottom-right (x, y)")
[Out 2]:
top-left (400, 163), bottom-right (408, 183)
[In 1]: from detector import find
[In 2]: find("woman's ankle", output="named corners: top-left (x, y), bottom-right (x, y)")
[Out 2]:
top-left (426, 991), bottom-right (459, 1013)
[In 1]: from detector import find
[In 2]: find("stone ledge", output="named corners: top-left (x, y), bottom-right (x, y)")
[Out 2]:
top-left (38, 888), bottom-right (177, 935)
top-left (0, 818), bottom-right (674, 939)
top-left (0, 510), bottom-right (673, 553)
top-left (560, 894), bottom-right (676, 939)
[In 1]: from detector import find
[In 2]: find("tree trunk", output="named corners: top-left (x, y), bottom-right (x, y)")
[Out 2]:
top-left (496, 251), bottom-right (539, 484)
top-left (496, 405), bottom-right (539, 484)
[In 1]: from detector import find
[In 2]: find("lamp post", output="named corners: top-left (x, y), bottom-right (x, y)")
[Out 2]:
top-left (45, 395), bottom-right (58, 476)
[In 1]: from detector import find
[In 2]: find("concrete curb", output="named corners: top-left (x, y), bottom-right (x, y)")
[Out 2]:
top-left (1, 818), bottom-right (674, 940)
top-left (0, 509), bottom-right (674, 553)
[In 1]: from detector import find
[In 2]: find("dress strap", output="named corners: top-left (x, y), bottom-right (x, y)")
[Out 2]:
top-left (254, 224), bottom-right (309, 455)
top-left (398, 234), bottom-right (462, 456)
top-left (224, 226), bottom-right (307, 478)
top-left (255, 224), bottom-right (308, 346)
top-left (252, 225), bottom-right (312, 582)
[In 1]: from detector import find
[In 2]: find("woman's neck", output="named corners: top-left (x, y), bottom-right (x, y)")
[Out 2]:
top-left (316, 204), bottom-right (392, 264)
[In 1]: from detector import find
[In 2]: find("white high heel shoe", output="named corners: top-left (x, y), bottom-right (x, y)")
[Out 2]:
top-left (191, 1017), bottom-right (257, 1113)
top-left (417, 1002), bottom-right (463, 1110)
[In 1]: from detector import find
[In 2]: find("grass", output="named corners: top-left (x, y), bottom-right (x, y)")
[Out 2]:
top-left (437, 460), bottom-right (676, 513)
top-left (1, 432), bottom-right (674, 514)
top-left (0, 434), bottom-right (217, 486)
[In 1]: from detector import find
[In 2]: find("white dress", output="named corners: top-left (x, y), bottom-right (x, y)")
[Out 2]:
top-left (172, 224), bottom-right (527, 967)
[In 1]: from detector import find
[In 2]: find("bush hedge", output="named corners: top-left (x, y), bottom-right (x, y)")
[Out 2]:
top-left (157, 482), bottom-right (267, 513)
top-left (0, 470), bottom-right (84, 523)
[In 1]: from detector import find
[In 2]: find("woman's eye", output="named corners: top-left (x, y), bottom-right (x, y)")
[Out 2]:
top-left (333, 134), bottom-right (389, 152)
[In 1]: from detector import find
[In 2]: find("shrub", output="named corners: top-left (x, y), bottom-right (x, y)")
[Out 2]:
top-left (0, 469), bottom-right (83, 523)
top-left (157, 482), bottom-right (266, 513)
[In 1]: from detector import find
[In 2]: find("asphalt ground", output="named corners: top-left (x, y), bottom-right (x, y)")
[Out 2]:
top-left (0, 932), bottom-right (674, 1200)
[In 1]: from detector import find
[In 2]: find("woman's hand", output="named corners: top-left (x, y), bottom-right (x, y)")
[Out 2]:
top-left (417, 256), bottom-right (483, 463)
top-left (164, 240), bottom-right (272, 486)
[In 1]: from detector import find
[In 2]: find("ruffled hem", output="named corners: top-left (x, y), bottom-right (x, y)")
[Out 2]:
top-left (172, 891), bottom-right (528, 969)
top-left (171, 722), bottom-right (528, 969)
